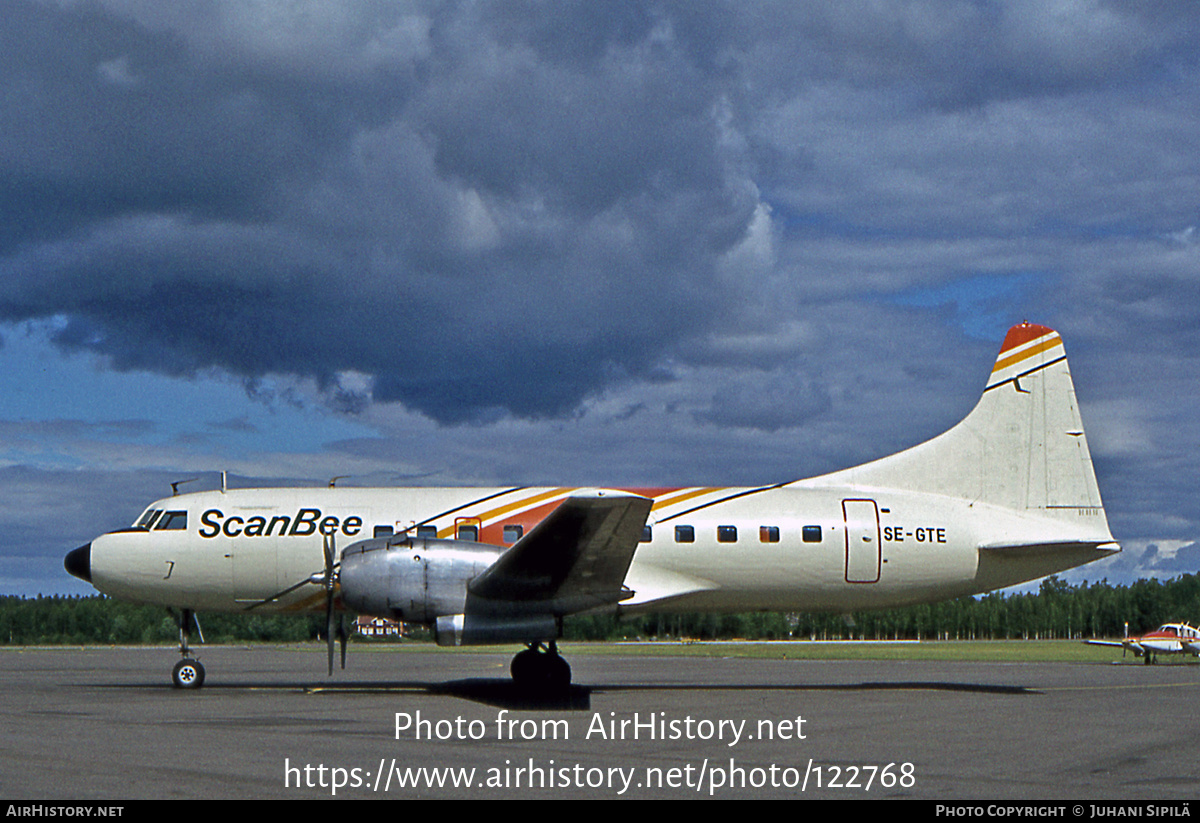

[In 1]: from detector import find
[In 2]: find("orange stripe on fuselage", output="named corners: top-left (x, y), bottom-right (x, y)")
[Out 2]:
top-left (470, 486), bottom-right (717, 540)
top-left (479, 497), bottom-right (571, 544)
top-left (428, 486), bottom-right (722, 543)
top-left (649, 487), bottom-right (723, 512)
top-left (436, 487), bottom-right (574, 538)
top-left (477, 487), bottom-right (689, 544)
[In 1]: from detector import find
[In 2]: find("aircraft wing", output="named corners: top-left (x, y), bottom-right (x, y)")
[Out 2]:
top-left (467, 490), bottom-right (653, 615)
top-left (1083, 639), bottom-right (1126, 648)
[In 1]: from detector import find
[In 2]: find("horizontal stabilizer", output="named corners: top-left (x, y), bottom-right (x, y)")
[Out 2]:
top-left (978, 540), bottom-right (1121, 558)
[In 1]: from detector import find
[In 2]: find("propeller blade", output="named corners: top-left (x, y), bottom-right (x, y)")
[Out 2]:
top-left (323, 532), bottom-right (336, 577)
top-left (326, 587), bottom-right (335, 676)
top-left (338, 613), bottom-right (348, 671)
top-left (323, 532), bottom-right (338, 676)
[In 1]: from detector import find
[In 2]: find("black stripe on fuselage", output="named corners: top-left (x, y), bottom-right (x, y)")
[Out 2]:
top-left (414, 486), bottom-right (529, 528)
top-left (653, 483), bottom-right (789, 524)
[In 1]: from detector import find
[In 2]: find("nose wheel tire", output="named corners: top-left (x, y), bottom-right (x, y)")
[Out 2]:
top-left (172, 658), bottom-right (206, 689)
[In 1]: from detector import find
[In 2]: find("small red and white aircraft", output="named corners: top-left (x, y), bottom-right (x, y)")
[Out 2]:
top-left (65, 322), bottom-right (1120, 689)
top-left (1086, 623), bottom-right (1200, 664)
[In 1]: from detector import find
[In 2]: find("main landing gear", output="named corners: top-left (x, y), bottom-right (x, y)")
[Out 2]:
top-left (171, 608), bottom-right (205, 689)
top-left (510, 641), bottom-right (571, 690)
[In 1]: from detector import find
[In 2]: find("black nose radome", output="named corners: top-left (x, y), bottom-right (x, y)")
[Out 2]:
top-left (65, 544), bottom-right (92, 583)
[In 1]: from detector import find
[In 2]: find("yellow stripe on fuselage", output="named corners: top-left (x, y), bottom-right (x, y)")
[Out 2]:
top-left (436, 487), bottom-right (574, 537)
top-left (649, 487), bottom-right (724, 513)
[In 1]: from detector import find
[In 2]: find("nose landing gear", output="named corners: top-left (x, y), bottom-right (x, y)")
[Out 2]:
top-left (172, 657), bottom-right (205, 689)
top-left (171, 608), bottom-right (205, 689)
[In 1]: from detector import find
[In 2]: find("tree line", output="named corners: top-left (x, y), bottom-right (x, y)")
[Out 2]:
top-left (4, 573), bottom-right (1198, 645)
top-left (568, 574), bottom-right (1200, 642)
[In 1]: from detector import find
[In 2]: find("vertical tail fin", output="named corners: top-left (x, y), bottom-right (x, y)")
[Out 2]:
top-left (798, 323), bottom-right (1109, 526)
top-left (979, 323), bottom-right (1104, 515)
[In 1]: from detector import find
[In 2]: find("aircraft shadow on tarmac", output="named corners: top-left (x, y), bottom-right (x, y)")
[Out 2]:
top-left (96, 678), bottom-right (1039, 711)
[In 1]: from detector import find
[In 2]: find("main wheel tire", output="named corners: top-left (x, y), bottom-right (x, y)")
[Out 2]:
top-left (510, 649), bottom-right (540, 684)
top-left (547, 654), bottom-right (571, 689)
top-left (510, 649), bottom-right (571, 691)
top-left (172, 658), bottom-right (206, 689)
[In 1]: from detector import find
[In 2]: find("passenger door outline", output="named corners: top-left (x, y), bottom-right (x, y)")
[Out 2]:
top-left (843, 498), bottom-right (881, 584)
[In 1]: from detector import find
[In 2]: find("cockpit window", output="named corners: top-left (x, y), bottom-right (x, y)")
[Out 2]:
top-left (135, 509), bottom-right (163, 529)
top-left (155, 511), bottom-right (188, 531)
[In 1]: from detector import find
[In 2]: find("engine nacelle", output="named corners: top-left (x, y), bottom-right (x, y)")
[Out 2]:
top-left (339, 536), bottom-right (502, 624)
top-left (434, 614), bottom-right (558, 646)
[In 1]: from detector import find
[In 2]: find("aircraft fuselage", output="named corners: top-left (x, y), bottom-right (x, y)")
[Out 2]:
top-left (84, 483), bottom-right (1111, 619)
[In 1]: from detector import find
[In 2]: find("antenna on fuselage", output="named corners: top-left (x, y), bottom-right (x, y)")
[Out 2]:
top-left (221, 471), bottom-right (227, 494)
top-left (169, 478), bottom-right (198, 496)
top-left (329, 476), bottom-right (349, 488)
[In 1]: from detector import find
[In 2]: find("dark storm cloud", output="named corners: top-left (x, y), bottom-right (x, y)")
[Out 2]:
top-left (744, 0), bottom-right (1198, 110)
top-left (0, 1), bottom-right (357, 249)
top-left (2, 0), bottom-right (1200, 430)
top-left (0, 0), bottom-right (766, 423)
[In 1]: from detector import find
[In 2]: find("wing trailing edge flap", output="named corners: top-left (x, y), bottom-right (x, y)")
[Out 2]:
top-left (467, 490), bottom-right (653, 616)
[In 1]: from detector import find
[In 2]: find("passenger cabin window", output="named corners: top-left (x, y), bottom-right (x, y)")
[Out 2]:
top-left (717, 525), bottom-right (737, 543)
top-left (416, 525), bottom-right (437, 539)
top-left (802, 525), bottom-right (822, 543)
top-left (640, 526), bottom-right (652, 543)
top-left (374, 525), bottom-right (394, 539)
top-left (674, 525), bottom-right (694, 543)
top-left (457, 524), bottom-right (479, 541)
top-left (156, 511), bottom-right (188, 530)
top-left (759, 526), bottom-right (780, 543)
top-left (503, 525), bottom-right (524, 544)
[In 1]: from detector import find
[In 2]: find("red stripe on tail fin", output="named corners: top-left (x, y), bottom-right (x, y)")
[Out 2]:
top-left (999, 322), bottom-right (1056, 354)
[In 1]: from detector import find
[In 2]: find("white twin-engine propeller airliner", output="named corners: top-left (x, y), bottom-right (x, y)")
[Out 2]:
top-left (65, 323), bottom-right (1119, 689)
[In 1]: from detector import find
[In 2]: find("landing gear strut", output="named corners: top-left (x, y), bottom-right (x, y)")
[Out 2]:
top-left (172, 608), bottom-right (205, 689)
top-left (510, 641), bottom-right (571, 690)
